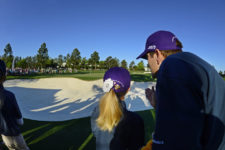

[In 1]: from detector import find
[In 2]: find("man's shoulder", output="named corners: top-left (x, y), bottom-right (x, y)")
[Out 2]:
top-left (165, 52), bottom-right (197, 63)
top-left (159, 52), bottom-right (209, 84)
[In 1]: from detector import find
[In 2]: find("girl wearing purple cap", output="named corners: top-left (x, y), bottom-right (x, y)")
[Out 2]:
top-left (91, 67), bottom-right (145, 150)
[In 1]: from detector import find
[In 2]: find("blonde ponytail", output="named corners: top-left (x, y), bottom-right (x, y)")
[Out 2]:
top-left (96, 89), bottom-right (123, 132)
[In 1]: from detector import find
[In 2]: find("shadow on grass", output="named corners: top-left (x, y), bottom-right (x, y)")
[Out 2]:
top-left (21, 117), bottom-right (95, 150)
top-left (0, 109), bottom-right (155, 150)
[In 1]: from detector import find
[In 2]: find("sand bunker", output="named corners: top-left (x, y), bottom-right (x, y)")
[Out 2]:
top-left (4, 78), bottom-right (155, 121)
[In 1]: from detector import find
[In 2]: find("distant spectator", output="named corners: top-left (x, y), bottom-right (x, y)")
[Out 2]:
top-left (0, 60), bottom-right (29, 150)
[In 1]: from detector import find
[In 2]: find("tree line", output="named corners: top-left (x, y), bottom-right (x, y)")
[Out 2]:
top-left (0, 43), bottom-right (146, 71)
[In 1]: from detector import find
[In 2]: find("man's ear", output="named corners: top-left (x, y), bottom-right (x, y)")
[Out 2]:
top-left (155, 49), bottom-right (164, 65)
top-left (155, 49), bottom-right (162, 57)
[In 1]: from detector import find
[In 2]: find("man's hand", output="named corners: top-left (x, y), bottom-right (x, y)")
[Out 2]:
top-left (145, 86), bottom-right (156, 108)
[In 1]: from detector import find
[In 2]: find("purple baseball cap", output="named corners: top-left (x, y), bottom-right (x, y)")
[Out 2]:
top-left (103, 67), bottom-right (131, 93)
top-left (136, 30), bottom-right (182, 59)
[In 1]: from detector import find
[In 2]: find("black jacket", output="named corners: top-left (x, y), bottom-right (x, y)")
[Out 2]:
top-left (91, 101), bottom-right (145, 150)
top-left (153, 52), bottom-right (225, 150)
top-left (0, 85), bottom-right (22, 136)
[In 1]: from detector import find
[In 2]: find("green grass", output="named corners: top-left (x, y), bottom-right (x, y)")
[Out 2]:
top-left (6, 71), bottom-right (105, 81)
top-left (0, 109), bottom-right (155, 150)
top-left (6, 70), bottom-right (155, 82)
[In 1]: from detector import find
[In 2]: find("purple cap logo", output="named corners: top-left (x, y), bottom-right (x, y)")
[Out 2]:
top-left (136, 30), bottom-right (182, 59)
top-left (103, 67), bottom-right (131, 93)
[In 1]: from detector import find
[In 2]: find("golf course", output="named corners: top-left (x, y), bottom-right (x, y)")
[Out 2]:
top-left (1, 71), bottom-right (156, 150)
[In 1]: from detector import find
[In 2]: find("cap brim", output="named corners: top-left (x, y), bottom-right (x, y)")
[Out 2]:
top-left (136, 50), bottom-right (148, 60)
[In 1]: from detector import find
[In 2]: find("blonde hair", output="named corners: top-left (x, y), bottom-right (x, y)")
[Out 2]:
top-left (96, 89), bottom-right (124, 132)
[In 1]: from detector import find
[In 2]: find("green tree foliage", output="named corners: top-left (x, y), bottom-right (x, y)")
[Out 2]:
top-left (32, 56), bottom-right (38, 69)
top-left (17, 58), bottom-right (27, 69)
top-left (80, 57), bottom-right (88, 69)
top-left (121, 59), bottom-right (127, 69)
top-left (16, 56), bottom-right (39, 69)
top-left (14, 56), bottom-right (21, 68)
top-left (37, 43), bottom-right (49, 69)
top-left (99, 61), bottom-right (105, 70)
top-left (90, 51), bottom-right (100, 70)
top-left (66, 53), bottom-right (71, 68)
top-left (26, 56), bottom-right (33, 69)
top-left (105, 56), bottom-right (113, 69)
top-left (105, 56), bottom-right (119, 69)
top-left (2, 43), bottom-right (14, 68)
top-left (136, 61), bottom-right (145, 71)
top-left (129, 61), bottom-right (135, 70)
top-left (46, 59), bottom-right (57, 68)
top-left (70, 48), bottom-right (81, 69)
top-left (58, 55), bottom-right (63, 68)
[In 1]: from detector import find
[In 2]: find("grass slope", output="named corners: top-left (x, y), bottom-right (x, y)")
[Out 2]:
top-left (1, 110), bottom-right (155, 150)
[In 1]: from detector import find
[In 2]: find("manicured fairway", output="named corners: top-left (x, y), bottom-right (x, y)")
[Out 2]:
top-left (7, 70), bottom-right (155, 82)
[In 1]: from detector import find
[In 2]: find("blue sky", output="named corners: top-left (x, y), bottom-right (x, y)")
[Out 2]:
top-left (0, 0), bottom-right (225, 71)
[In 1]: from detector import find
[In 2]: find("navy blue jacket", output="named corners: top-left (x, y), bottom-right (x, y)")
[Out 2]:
top-left (0, 84), bottom-right (22, 136)
top-left (91, 101), bottom-right (145, 150)
top-left (153, 52), bottom-right (225, 150)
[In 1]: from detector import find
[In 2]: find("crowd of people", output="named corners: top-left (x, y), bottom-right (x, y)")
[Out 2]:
top-left (1, 30), bottom-right (225, 150)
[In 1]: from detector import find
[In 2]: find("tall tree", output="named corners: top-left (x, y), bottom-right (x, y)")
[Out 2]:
top-left (32, 56), bottom-right (38, 69)
top-left (136, 61), bottom-right (145, 71)
top-left (37, 43), bottom-right (49, 69)
top-left (17, 58), bottom-right (27, 69)
top-left (80, 57), bottom-right (88, 69)
top-left (105, 56), bottom-right (113, 69)
top-left (105, 56), bottom-right (119, 69)
top-left (66, 53), bottom-right (71, 68)
top-left (112, 57), bottom-right (120, 68)
top-left (14, 56), bottom-right (21, 68)
top-left (2, 43), bottom-right (14, 68)
top-left (70, 48), bottom-right (81, 69)
top-left (129, 61), bottom-right (135, 70)
top-left (99, 61), bottom-right (105, 70)
top-left (58, 55), bottom-right (63, 68)
top-left (121, 59), bottom-right (127, 69)
top-left (46, 58), bottom-right (57, 68)
top-left (90, 51), bottom-right (100, 70)
top-left (24, 56), bottom-right (32, 69)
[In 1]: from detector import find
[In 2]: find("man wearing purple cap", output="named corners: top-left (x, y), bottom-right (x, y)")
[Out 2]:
top-left (137, 30), bottom-right (225, 150)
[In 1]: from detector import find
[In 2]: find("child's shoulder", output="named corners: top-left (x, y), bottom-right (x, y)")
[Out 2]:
top-left (122, 110), bottom-right (143, 126)
top-left (1, 88), bottom-right (15, 99)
